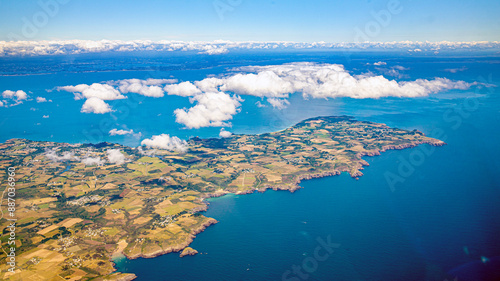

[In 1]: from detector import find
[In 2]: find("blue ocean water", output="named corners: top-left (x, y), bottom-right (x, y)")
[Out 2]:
top-left (1, 51), bottom-right (499, 280)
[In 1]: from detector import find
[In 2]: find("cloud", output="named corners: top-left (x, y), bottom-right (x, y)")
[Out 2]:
top-left (375, 66), bottom-right (408, 79)
top-left (107, 149), bottom-right (126, 165)
top-left (220, 71), bottom-right (293, 98)
top-left (255, 101), bottom-right (266, 108)
top-left (1, 40), bottom-right (499, 57)
top-left (174, 92), bottom-right (242, 128)
top-left (117, 78), bottom-right (176, 97)
top-left (393, 65), bottom-right (409, 71)
top-left (267, 98), bottom-right (290, 109)
top-left (198, 45), bottom-right (229, 55)
top-left (136, 146), bottom-right (158, 156)
top-left (81, 97), bottom-right (113, 114)
top-left (1, 90), bottom-right (28, 106)
top-left (163, 62), bottom-right (474, 110)
top-left (36, 97), bottom-right (47, 103)
top-left (58, 83), bottom-right (125, 113)
top-left (58, 79), bottom-right (177, 113)
top-left (109, 128), bottom-right (132, 135)
top-left (444, 66), bottom-right (468, 73)
top-left (45, 150), bottom-right (78, 162)
top-left (43, 115), bottom-right (49, 118)
top-left (49, 62), bottom-right (477, 121)
top-left (59, 83), bottom-right (125, 100)
top-left (219, 129), bottom-right (232, 138)
top-left (109, 128), bottom-right (142, 138)
top-left (2, 90), bottom-right (27, 100)
top-left (373, 61), bottom-right (387, 66)
top-left (0, 101), bottom-right (3, 107)
top-left (194, 77), bottom-right (224, 92)
top-left (119, 78), bottom-right (177, 86)
top-left (147, 62), bottom-right (477, 125)
top-left (164, 81), bottom-right (202, 97)
top-left (141, 134), bottom-right (188, 152)
top-left (81, 156), bottom-right (104, 166)
top-left (225, 63), bottom-right (473, 99)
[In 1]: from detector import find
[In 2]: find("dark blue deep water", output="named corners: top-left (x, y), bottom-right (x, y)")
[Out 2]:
top-left (1, 51), bottom-right (499, 280)
top-left (114, 131), bottom-right (500, 281)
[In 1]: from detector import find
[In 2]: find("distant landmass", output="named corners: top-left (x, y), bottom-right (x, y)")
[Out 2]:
top-left (0, 116), bottom-right (444, 280)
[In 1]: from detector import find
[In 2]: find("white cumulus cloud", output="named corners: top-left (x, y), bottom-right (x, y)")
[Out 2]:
top-left (59, 83), bottom-right (125, 100)
top-left (219, 129), bottom-right (232, 138)
top-left (117, 78), bottom-right (177, 98)
top-left (220, 71), bottom-right (293, 98)
top-left (107, 149), bottom-right (126, 165)
top-left (194, 77), bottom-right (224, 92)
top-left (109, 129), bottom-right (132, 135)
top-left (141, 134), bottom-right (188, 152)
top-left (81, 156), bottom-right (104, 166)
top-left (50, 62), bottom-right (479, 120)
top-left (222, 63), bottom-right (473, 99)
top-left (58, 79), bottom-right (177, 114)
top-left (36, 97), bottom-right (47, 103)
top-left (1, 90), bottom-right (28, 106)
top-left (109, 128), bottom-right (142, 138)
top-left (165, 81), bottom-right (202, 97)
top-left (2, 90), bottom-right (27, 100)
top-left (154, 62), bottom-right (478, 126)
top-left (174, 92), bottom-right (242, 129)
top-left (81, 97), bottom-right (113, 114)
top-left (45, 150), bottom-right (78, 162)
top-left (59, 83), bottom-right (125, 114)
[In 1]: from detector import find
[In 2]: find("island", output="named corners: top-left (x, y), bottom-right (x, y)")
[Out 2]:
top-left (0, 116), bottom-right (444, 280)
top-left (179, 247), bottom-right (198, 257)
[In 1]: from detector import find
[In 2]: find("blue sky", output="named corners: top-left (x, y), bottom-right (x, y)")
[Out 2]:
top-left (0, 0), bottom-right (499, 42)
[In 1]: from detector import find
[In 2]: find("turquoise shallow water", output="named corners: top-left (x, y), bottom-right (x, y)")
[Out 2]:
top-left (1, 52), bottom-right (499, 280)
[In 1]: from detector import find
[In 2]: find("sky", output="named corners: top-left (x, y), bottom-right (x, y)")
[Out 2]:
top-left (0, 0), bottom-right (499, 42)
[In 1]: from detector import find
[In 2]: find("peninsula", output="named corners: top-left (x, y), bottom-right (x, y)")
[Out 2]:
top-left (0, 116), bottom-right (445, 280)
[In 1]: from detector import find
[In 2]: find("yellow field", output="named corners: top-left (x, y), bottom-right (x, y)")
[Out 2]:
top-left (58, 218), bottom-right (83, 228)
top-left (37, 225), bottom-right (59, 236)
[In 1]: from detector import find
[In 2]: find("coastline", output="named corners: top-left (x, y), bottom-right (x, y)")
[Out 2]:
top-left (111, 138), bottom-right (447, 278)
top-left (121, 218), bottom-right (218, 260)
top-left (0, 116), bottom-right (448, 280)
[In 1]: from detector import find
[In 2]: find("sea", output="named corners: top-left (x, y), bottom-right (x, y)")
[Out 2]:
top-left (0, 50), bottom-right (499, 280)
